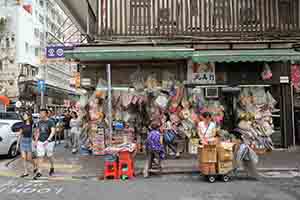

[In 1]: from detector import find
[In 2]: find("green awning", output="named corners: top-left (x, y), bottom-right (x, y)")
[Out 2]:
top-left (64, 46), bottom-right (194, 61)
top-left (192, 49), bottom-right (300, 63)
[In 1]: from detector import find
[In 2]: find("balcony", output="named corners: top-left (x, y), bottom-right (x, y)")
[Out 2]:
top-left (97, 0), bottom-right (300, 41)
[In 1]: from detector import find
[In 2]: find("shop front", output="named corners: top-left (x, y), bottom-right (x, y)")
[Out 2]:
top-left (64, 46), bottom-right (299, 158)
top-left (191, 49), bottom-right (300, 148)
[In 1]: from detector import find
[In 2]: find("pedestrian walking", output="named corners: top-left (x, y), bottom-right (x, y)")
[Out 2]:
top-left (33, 109), bottom-right (56, 180)
top-left (16, 112), bottom-right (37, 178)
top-left (143, 120), bottom-right (165, 178)
top-left (70, 111), bottom-right (81, 154)
top-left (63, 110), bottom-right (72, 148)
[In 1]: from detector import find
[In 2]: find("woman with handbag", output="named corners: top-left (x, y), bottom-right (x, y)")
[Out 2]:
top-left (143, 120), bottom-right (164, 178)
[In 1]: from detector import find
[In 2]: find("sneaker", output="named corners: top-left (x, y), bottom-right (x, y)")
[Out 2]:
top-left (49, 168), bottom-right (55, 176)
top-left (33, 168), bottom-right (38, 174)
top-left (33, 172), bottom-right (42, 180)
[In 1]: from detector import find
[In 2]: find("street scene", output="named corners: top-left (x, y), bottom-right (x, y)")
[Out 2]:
top-left (1, 0), bottom-right (300, 199)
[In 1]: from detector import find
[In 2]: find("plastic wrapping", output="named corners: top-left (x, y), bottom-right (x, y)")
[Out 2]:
top-left (155, 94), bottom-right (169, 109)
top-left (162, 71), bottom-right (175, 89)
top-left (130, 69), bottom-right (145, 91)
top-left (251, 87), bottom-right (267, 105)
top-left (146, 73), bottom-right (159, 89)
top-left (266, 91), bottom-right (277, 108)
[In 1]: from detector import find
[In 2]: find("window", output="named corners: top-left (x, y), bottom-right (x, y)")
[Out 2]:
top-left (39, 0), bottom-right (44, 8)
top-left (39, 14), bottom-right (44, 24)
top-left (34, 28), bottom-right (39, 38)
top-left (25, 42), bottom-right (29, 52)
top-left (35, 48), bottom-right (40, 56)
top-left (6, 38), bottom-right (10, 48)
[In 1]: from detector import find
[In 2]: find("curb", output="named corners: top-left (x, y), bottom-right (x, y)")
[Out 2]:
top-left (5, 158), bottom-right (299, 181)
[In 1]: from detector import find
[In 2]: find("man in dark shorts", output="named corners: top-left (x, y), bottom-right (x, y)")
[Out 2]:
top-left (33, 109), bottom-right (56, 180)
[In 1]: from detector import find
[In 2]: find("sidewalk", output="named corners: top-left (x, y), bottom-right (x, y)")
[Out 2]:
top-left (6, 143), bottom-right (300, 179)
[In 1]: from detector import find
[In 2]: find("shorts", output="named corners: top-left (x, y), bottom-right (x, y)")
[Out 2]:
top-left (37, 141), bottom-right (55, 157)
top-left (20, 137), bottom-right (32, 153)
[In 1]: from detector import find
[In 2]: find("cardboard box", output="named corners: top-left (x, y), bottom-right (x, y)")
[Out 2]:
top-left (199, 163), bottom-right (216, 175)
top-left (217, 161), bottom-right (233, 174)
top-left (198, 145), bottom-right (217, 163)
top-left (217, 146), bottom-right (234, 161)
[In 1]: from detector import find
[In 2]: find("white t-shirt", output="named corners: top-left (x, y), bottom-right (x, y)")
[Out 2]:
top-left (198, 121), bottom-right (216, 138)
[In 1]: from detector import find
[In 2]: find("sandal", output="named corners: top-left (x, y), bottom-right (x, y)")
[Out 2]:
top-left (20, 173), bottom-right (29, 178)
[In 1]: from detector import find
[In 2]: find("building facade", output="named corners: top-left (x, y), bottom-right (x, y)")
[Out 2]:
top-left (60, 0), bottom-right (300, 148)
top-left (0, 0), bottom-right (78, 111)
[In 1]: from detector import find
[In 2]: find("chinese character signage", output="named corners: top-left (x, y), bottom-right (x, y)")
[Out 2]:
top-left (188, 63), bottom-right (216, 84)
top-left (46, 46), bottom-right (64, 59)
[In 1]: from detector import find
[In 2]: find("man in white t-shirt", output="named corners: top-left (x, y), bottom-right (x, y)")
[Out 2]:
top-left (198, 112), bottom-right (216, 141)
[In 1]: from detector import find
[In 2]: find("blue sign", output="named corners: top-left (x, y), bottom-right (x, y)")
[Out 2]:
top-left (38, 80), bottom-right (45, 93)
top-left (46, 46), bottom-right (64, 58)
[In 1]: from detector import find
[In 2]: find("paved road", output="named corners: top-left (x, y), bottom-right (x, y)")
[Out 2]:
top-left (0, 175), bottom-right (299, 200)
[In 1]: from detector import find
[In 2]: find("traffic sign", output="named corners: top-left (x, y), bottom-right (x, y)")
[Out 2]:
top-left (38, 79), bottom-right (46, 93)
top-left (46, 46), bottom-right (64, 59)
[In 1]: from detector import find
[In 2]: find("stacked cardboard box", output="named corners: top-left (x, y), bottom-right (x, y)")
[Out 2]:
top-left (198, 145), bottom-right (217, 175)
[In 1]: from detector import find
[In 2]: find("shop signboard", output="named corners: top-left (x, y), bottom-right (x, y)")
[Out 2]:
top-left (46, 46), bottom-right (64, 59)
top-left (188, 63), bottom-right (216, 84)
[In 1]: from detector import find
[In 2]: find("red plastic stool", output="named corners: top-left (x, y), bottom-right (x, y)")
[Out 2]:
top-left (104, 161), bottom-right (118, 180)
top-left (118, 159), bottom-right (135, 179)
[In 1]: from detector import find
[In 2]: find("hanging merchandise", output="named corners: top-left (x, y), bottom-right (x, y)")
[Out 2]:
top-left (261, 63), bottom-right (273, 80)
top-left (130, 68), bottom-right (145, 91)
top-left (155, 94), bottom-right (169, 109)
top-left (266, 91), bottom-right (277, 108)
top-left (291, 64), bottom-right (300, 91)
top-left (235, 87), bottom-right (277, 151)
top-left (251, 87), bottom-right (267, 106)
top-left (146, 73), bottom-right (159, 90)
top-left (162, 71), bottom-right (176, 90)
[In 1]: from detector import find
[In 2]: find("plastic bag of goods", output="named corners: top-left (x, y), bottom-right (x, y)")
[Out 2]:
top-left (146, 73), bottom-right (159, 89)
top-left (155, 94), bottom-right (169, 109)
top-left (266, 91), bottom-right (277, 108)
top-left (251, 87), bottom-right (267, 105)
top-left (130, 69), bottom-right (145, 91)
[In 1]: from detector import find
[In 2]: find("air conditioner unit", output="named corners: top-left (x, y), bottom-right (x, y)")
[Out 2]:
top-left (205, 87), bottom-right (219, 99)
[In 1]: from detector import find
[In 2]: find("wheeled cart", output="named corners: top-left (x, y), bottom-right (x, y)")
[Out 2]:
top-left (198, 143), bottom-right (235, 183)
